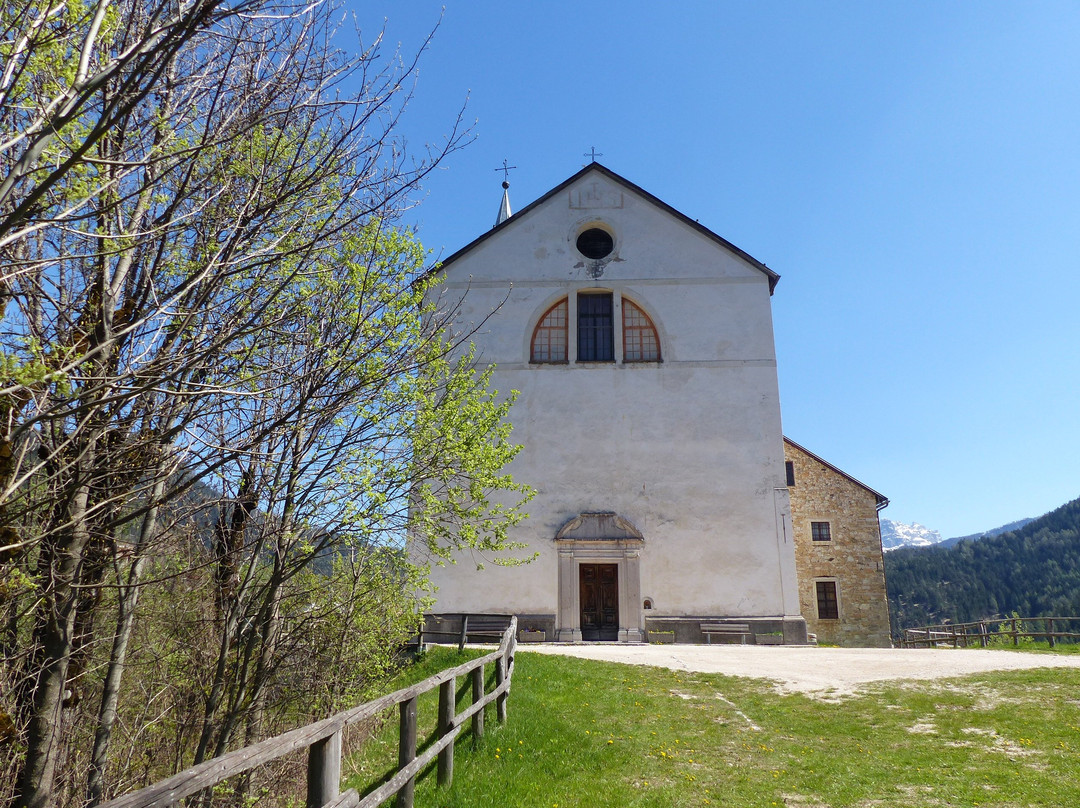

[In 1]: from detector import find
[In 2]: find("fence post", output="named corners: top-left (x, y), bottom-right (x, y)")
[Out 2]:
top-left (951, 625), bottom-right (958, 649)
top-left (397, 696), bottom-right (418, 808)
top-left (495, 654), bottom-right (508, 724)
top-left (307, 728), bottom-right (341, 808)
top-left (1048, 618), bottom-right (1056, 648)
top-left (1013, 617), bottom-right (1019, 647)
top-left (458, 615), bottom-right (469, 651)
top-left (437, 677), bottom-right (456, 787)
top-left (980, 621), bottom-right (988, 648)
top-left (472, 664), bottom-right (485, 743)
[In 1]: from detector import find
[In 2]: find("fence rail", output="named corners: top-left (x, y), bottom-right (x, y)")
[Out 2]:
top-left (900, 616), bottom-right (1080, 649)
top-left (100, 617), bottom-right (518, 808)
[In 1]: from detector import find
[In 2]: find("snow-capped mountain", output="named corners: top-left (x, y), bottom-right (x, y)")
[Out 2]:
top-left (880, 516), bottom-right (1037, 552)
top-left (880, 519), bottom-right (943, 551)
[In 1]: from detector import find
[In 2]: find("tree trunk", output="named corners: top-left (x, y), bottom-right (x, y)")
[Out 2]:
top-left (85, 469), bottom-right (168, 806)
top-left (194, 472), bottom-right (258, 767)
top-left (15, 475), bottom-right (93, 808)
top-left (66, 529), bottom-right (111, 710)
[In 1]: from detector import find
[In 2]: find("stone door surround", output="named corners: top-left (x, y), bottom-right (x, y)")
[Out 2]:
top-left (555, 512), bottom-right (644, 642)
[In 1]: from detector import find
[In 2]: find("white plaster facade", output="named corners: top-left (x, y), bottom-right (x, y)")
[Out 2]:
top-left (422, 164), bottom-right (806, 643)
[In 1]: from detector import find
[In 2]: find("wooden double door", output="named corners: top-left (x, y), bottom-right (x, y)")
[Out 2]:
top-left (579, 563), bottom-right (619, 641)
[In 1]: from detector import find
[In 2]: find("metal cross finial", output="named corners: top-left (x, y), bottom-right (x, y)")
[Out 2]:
top-left (584, 146), bottom-right (603, 162)
top-left (494, 159), bottom-right (517, 183)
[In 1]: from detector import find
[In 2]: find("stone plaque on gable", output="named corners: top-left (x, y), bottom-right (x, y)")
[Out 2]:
top-left (569, 182), bottom-right (624, 210)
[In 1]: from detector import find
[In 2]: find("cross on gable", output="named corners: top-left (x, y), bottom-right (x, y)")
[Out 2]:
top-left (494, 159), bottom-right (517, 182)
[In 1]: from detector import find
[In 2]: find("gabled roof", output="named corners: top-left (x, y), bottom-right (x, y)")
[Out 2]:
top-left (429, 163), bottom-right (781, 294)
top-left (783, 437), bottom-right (890, 510)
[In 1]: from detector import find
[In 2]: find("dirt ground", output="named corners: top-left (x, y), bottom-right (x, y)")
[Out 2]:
top-left (518, 643), bottom-right (1080, 697)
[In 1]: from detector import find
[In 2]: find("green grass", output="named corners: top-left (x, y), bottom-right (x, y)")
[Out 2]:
top-left (980, 638), bottom-right (1080, 653)
top-left (347, 647), bottom-right (1080, 807)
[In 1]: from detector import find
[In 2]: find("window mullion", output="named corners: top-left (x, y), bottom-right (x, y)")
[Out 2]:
top-left (568, 293), bottom-right (578, 366)
top-left (613, 291), bottom-right (624, 364)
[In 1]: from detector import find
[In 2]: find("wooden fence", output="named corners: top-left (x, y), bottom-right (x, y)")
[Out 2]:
top-left (900, 616), bottom-right (1080, 649)
top-left (99, 617), bottom-right (518, 808)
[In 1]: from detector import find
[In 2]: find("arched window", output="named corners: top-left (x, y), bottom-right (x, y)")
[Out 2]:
top-left (622, 299), bottom-right (660, 362)
top-left (530, 298), bottom-right (568, 363)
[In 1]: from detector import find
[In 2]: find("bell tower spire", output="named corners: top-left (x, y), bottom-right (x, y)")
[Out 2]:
top-left (493, 159), bottom-right (516, 227)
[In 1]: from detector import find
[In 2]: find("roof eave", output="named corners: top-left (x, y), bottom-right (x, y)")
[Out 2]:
top-left (783, 436), bottom-right (889, 509)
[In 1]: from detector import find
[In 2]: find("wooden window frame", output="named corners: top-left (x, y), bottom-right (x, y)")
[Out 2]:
top-left (811, 521), bottom-right (832, 542)
top-left (621, 298), bottom-right (661, 362)
top-left (530, 298), bottom-right (569, 363)
top-left (529, 292), bottom-right (663, 365)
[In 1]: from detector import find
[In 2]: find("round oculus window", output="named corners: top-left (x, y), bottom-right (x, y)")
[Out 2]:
top-left (576, 227), bottom-right (614, 259)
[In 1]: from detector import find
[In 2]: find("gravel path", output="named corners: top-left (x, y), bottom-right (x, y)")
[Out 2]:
top-left (518, 643), bottom-right (1080, 697)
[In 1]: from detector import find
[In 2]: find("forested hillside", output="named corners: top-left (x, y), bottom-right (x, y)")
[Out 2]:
top-left (938, 517), bottom-right (1035, 549)
top-left (885, 497), bottom-right (1080, 635)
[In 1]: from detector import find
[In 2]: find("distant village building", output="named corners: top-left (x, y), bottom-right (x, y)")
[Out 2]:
top-left (419, 163), bottom-right (891, 647)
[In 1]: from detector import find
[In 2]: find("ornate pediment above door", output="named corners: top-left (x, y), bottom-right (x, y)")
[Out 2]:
top-left (555, 512), bottom-right (643, 545)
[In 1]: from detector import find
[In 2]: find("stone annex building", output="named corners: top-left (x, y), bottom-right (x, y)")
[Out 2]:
top-left (420, 163), bottom-right (891, 647)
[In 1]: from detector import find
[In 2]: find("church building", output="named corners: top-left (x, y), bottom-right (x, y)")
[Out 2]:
top-left (421, 163), bottom-right (891, 647)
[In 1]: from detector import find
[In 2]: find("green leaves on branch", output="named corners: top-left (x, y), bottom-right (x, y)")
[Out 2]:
top-left (409, 344), bottom-right (535, 567)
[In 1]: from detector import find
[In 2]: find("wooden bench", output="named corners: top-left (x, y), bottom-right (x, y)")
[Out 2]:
top-left (700, 622), bottom-right (752, 645)
top-left (458, 615), bottom-right (512, 650)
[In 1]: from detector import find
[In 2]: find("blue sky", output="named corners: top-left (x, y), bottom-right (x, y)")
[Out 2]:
top-left (352, 2), bottom-right (1080, 537)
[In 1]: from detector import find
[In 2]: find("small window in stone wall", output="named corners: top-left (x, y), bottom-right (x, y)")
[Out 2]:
top-left (816, 581), bottom-right (839, 620)
top-left (785, 461), bottom-right (795, 487)
top-left (811, 521), bottom-right (831, 542)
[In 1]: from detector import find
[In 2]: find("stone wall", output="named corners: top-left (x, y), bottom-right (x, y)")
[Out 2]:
top-left (786, 440), bottom-right (892, 647)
